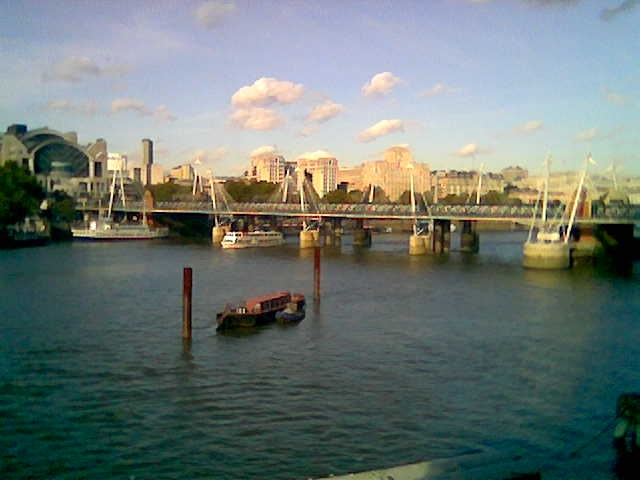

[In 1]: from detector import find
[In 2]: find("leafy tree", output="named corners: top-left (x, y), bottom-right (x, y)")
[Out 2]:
top-left (441, 193), bottom-right (468, 205)
top-left (147, 183), bottom-right (193, 202)
top-left (323, 189), bottom-right (353, 204)
top-left (0, 161), bottom-right (45, 232)
top-left (46, 190), bottom-right (76, 223)
top-left (397, 190), bottom-right (425, 206)
top-left (224, 180), bottom-right (278, 202)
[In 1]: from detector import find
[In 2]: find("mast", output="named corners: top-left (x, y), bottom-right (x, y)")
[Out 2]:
top-left (298, 168), bottom-right (307, 230)
top-left (209, 173), bottom-right (219, 227)
top-left (408, 164), bottom-right (417, 235)
top-left (564, 154), bottom-right (593, 244)
top-left (107, 168), bottom-right (117, 218)
top-left (542, 155), bottom-right (551, 224)
top-left (475, 163), bottom-right (484, 205)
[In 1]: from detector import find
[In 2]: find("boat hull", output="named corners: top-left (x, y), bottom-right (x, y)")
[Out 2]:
top-left (216, 310), bottom-right (279, 331)
top-left (275, 310), bottom-right (306, 324)
top-left (221, 231), bottom-right (283, 249)
top-left (523, 241), bottom-right (571, 269)
top-left (72, 226), bottom-right (169, 241)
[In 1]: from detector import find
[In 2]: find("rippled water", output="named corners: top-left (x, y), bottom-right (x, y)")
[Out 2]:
top-left (1, 231), bottom-right (639, 479)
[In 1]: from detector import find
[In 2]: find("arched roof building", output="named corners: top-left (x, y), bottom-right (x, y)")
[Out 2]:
top-left (0, 124), bottom-right (108, 197)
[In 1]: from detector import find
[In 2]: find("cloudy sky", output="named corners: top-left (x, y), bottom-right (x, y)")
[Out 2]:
top-left (1, 0), bottom-right (639, 176)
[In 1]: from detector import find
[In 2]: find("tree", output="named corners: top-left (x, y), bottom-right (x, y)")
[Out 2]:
top-left (323, 189), bottom-right (353, 204)
top-left (0, 161), bottom-right (45, 233)
top-left (224, 180), bottom-right (278, 202)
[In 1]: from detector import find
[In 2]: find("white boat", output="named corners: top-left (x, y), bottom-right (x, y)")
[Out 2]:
top-left (221, 231), bottom-right (284, 249)
top-left (72, 164), bottom-right (169, 241)
top-left (72, 219), bottom-right (169, 241)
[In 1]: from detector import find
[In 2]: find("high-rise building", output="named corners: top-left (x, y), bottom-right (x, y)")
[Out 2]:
top-left (142, 138), bottom-right (153, 185)
top-left (360, 146), bottom-right (430, 201)
top-left (249, 151), bottom-right (286, 183)
top-left (296, 151), bottom-right (338, 197)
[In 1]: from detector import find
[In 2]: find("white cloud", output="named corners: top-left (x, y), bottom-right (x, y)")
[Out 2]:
top-left (298, 150), bottom-right (335, 160)
top-left (361, 72), bottom-right (401, 97)
top-left (575, 128), bottom-right (599, 142)
top-left (357, 119), bottom-right (404, 143)
top-left (307, 100), bottom-right (344, 123)
top-left (604, 89), bottom-right (627, 105)
top-left (111, 98), bottom-right (150, 115)
top-left (42, 56), bottom-right (132, 83)
top-left (600, 0), bottom-right (640, 21)
top-left (230, 108), bottom-right (283, 130)
top-left (41, 99), bottom-right (99, 115)
top-left (298, 125), bottom-right (319, 137)
top-left (192, 147), bottom-right (228, 165)
top-left (154, 104), bottom-right (177, 123)
top-left (456, 143), bottom-right (480, 157)
top-left (421, 83), bottom-right (457, 97)
top-left (195, 1), bottom-right (236, 29)
top-left (250, 145), bottom-right (277, 157)
top-left (43, 56), bottom-right (100, 82)
top-left (231, 77), bottom-right (305, 108)
top-left (517, 120), bottom-right (543, 133)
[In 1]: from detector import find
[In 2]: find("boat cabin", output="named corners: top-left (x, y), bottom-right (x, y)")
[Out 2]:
top-left (245, 292), bottom-right (291, 313)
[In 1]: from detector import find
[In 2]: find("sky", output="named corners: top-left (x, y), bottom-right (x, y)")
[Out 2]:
top-left (1, 0), bottom-right (639, 177)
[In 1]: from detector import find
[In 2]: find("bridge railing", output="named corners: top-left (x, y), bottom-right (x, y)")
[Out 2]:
top-left (77, 199), bottom-right (640, 221)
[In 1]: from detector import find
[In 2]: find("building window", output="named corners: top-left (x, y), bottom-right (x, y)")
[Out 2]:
top-left (94, 162), bottom-right (103, 177)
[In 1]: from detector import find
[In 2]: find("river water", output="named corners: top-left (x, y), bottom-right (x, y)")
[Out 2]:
top-left (1, 231), bottom-right (639, 479)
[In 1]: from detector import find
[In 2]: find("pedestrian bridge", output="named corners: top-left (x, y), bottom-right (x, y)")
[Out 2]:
top-left (81, 200), bottom-right (640, 225)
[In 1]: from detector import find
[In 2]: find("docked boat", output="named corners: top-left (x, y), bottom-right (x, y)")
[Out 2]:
top-left (216, 291), bottom-right (305, 331)
top-left (72, 166), bottom-right (169, 241)
top-left (220, 230), bottom-right (283, 249)
top-left (275, 294), bottom-right (306, 324)
top-left (72, 218), bottom-right (169, 241)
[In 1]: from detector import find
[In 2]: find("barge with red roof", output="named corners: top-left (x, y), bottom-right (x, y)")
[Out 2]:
top-left (216, 291), bottom-right (305, 331)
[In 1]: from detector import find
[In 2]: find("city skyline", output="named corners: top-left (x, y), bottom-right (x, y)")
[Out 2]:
top-left (1, 0), bottom-right (639, 177)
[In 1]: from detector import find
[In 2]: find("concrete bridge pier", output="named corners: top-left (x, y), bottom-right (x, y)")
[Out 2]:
top-left (323, 218), bottom-right (342, 247)
top-left (409, 234), bottom-right (427, 255)
top-left (352, 219), bottom-right (372, 248)
top-left (300, 228), bottom-right (320, 248)
top-left (460, 220), bottom-right (480, 253)
top-left (432, 219), bottom-right (451, 254)
top-left (211, 225), bottom-right (226, 245)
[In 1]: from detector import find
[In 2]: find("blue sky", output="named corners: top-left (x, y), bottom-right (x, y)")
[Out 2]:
top-left (1, 0), bottom-right (639, 176)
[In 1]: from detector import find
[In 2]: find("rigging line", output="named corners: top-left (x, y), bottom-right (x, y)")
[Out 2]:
top-left (568, 415), bottom-right (618, 458)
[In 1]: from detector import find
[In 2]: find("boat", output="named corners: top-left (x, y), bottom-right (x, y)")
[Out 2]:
top-left (72, 166), bottom-right (169, 241)
top-left (216, 291), bottom-right (305, 331)
top-left (72, 218), bottom-right (169, 241)
top-left (275, 294), bottom-right (306, 324)
top-left (220, 230), bottom-right (283, 249)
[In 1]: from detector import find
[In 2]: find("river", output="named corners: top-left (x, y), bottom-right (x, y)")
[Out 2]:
top-left (1, 231), bottom-right (639, 479)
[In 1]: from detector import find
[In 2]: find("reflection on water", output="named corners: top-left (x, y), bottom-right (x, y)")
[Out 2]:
top-left (1, 232), bottom-right (638, 479)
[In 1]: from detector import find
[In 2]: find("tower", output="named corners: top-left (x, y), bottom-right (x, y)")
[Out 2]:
top-left (142, 138), bottom-right (153, 185)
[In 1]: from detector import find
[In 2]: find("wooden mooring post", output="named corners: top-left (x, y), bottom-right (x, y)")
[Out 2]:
top-left (313, 246), bottom-right (321, 302)
top-left (182, 267), bottom-right (193, 339)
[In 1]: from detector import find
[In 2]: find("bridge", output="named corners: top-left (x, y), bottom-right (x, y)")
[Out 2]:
top-left (78, 199), bottom-right (640, 224)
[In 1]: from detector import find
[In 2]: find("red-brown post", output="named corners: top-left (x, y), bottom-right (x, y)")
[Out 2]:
top-left (182, 267), bottom-right (193, 339)
top-left (313, 246), bottom-right (321, 302)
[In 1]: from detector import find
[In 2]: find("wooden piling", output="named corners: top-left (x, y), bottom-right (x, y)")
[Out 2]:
top-left (182, 267), bottom-right (193, 339)
top-left (313, 246), bottom-right (321, 302)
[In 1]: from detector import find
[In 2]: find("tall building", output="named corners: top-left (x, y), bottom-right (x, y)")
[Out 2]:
top-left (360, 146), bottom-right (430, 201)
top-left (249, 151), bottom-right (286, 183)
top-left (296, 150), bottom-right (338, 197)
top-left (142, 138), bottom-right (153, 185)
